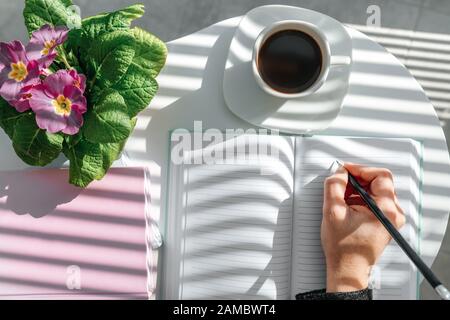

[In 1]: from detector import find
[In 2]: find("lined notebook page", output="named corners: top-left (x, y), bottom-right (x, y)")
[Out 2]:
top-left (291, 136), bottom-right (421, 300)
top-left (174, 135), bottom-right (295, 299)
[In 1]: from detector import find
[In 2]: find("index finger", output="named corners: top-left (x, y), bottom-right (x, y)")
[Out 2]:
top-left (344, 162), bottom-right (395, 198)
top-left (323, 165), bottom-right (348, 219)
top-left (344, 162), bottom-right (394, 183)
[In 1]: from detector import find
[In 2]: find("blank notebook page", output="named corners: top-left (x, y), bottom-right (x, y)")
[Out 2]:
top-left (176, 135), bottom-right (295, 299)
top-left (291, 136), bottom-right (421, 300)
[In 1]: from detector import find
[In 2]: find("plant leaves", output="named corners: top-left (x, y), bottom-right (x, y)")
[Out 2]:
top-left (18, 3), bottom-right (168, 188)
top-left (12, 114), bottom-right (63, 166)
top-left (23, 0), bottom-right (73, 34)
top-left (90, 64), bottom-right (158, 119)
top-left (63, 138), bottom-right (129, 188)
top-left (86, 28), bottom-right (167, 117)
top-left (63, 139), bottom-right (104, 188)
top-left (0, 98), bottom-right (28, 139)
top-left (86, 30), bottom-right (136, 89)
top-left (130, 27), bottom-right (167, 78)
top-left (99, 141), bottom-right (126, 173)
top-left (64, 132), bottom-right (82, 147)
top-left (98, 117), bottom-right (136, 174)
top-left (83, 90), bottom-right (132, 143)
top-left (107, 64), bottom-right (158, 117)
top-left (66, 4), bottom-right (145, 69)
top-left (100, 116), bottom-right (136, 175)
top-left (81, 3), bottom-right (144, 35)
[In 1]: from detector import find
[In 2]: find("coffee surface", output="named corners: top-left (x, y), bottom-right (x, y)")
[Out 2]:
top-left (257, 30), bottom-right (322, 94)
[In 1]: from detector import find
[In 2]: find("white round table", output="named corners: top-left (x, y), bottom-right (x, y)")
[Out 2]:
top-left (0, 16), bottom-right (449, 292)
top-left (125, 16), bottom-right (450, 276)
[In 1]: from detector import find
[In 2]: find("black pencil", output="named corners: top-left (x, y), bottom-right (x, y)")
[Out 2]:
top-left (336, 160), bottom-right (450, 300)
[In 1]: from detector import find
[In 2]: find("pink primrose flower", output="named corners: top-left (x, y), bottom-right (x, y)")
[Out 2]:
top-left (29, 70), bottom-right (87, 135)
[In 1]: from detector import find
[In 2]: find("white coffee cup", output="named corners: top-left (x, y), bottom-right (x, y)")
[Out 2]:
top-left (252, 20), bottom-right (351, 99)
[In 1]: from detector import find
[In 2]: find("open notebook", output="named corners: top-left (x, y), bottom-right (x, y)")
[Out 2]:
top-left (164, 134), bottom-right (422, 300)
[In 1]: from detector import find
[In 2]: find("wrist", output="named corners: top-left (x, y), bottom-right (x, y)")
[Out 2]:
top-left (326, 257), bottom-right (371, 293)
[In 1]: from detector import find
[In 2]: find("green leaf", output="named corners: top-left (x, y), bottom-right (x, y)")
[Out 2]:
top-left (57, 45), bottom-right (81, 72)
top-left (87, 30), bottom-right (135, 89)
top-left (130, 27), bottom-right (167, 78)
top-left (64, 132), bottom-right (82, 147)
top-left (65, 27), bottom-right (82, 55)
top-left (110, 64), bottom-right (158, 117)
top-left (66, 4), bottom-right (145, 69)
top-left (63, 139), bottom-right (104, 188)
top-left (86, 27), bottom-right (167, 118)
top-left (97, 118), bottom-right (136, 177)
top-left (99, 141), bottom-right (126, 173)
top-left (82, 4), bottom-right (144, 34)
top-left (63, 138), bottom-right (129, 188)
top-left (12, 114), bottom-right (63, 166)
top-left (23, 0), bottom-right (73, 34)
top-left (83, 90), bottom-right (132, 143)
top-left (0, 98), bottom-right (28, 139)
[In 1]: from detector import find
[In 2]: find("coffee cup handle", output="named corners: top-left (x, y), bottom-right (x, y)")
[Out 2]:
top-left (330, 56), bottom-right (351, 66)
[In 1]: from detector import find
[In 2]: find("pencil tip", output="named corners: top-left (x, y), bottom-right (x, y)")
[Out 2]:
top-left (330, 160), bottom-right (342, 174)
top-left (335, 160), bottom-right (344, 167)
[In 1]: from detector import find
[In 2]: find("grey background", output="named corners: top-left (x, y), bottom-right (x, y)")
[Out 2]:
top-left (1, 0), bottom-right (449, 299)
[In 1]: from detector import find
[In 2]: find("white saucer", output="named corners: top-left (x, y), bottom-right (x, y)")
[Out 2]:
top-left (223, 5), bottom-right (353, 134)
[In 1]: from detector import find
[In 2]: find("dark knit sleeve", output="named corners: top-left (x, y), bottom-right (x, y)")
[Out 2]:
top-left (295, 288), bottom-right (373, 300)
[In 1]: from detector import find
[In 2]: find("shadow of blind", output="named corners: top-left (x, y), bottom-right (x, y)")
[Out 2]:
top-left (350, 24), bottom-right (450, 122)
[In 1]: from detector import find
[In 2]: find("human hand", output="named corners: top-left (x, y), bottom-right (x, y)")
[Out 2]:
top-left (321, 163), bottom-right (405, 292)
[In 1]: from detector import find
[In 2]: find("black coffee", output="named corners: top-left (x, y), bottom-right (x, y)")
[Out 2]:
top-left (257, 30), bottom-right (322, 94)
